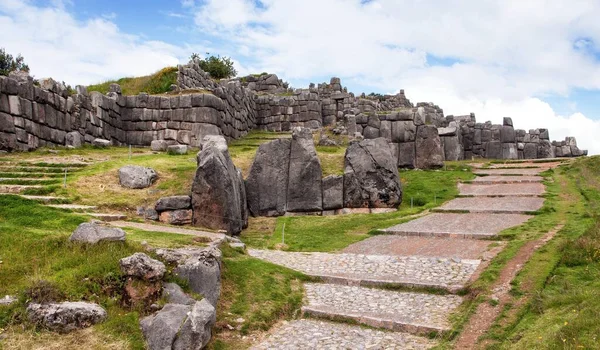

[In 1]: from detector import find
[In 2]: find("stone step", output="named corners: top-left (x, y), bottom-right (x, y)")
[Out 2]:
top-left (434, 196), bottom-right (545, 214)
top-left (0, 166), bottom-right (73, 173)
top-left (0, 184), bottom-right (43, 194)
top-left (250, 319), bottom-right (436, 350)
top-left (467, 175), bottom-right (543, 184)
top-left (0, 193), bottom-right (69, 203)
top-left (0, 178), bottom-right (61, 184)
top-left (0, 172), bottom-right (63, 178)
top-left (473, 168), bottom-right (546, 176)
top-left (302, 283), bottom-right (462, 334)
top-left (383, 212), bottom-right (533, 239)
top-left (109, 221), bottom-right (226, 242)
top-left (458, 183), bottom-right (545, 197)
top-left (87, 213), bottom-right (127, 222)
top-left (248, 249), bottom-right (480, 292)
top-left (47, 204), bottom-right (97, 211)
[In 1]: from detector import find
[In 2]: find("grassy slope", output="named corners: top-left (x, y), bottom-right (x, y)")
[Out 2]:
top-left (87, 67), bottom-right (178, 96)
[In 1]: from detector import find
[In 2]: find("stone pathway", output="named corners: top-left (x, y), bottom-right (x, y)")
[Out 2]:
top-left (473, 168), bottom-right (545, 175)
top-left (458, 183), bottom-right (545, 197)
top-left (110, 221), bottom-right (225, 242)
top-left (248, 249), bottom-right (479, 291)
top-left (303, 283), bottom-right (462, 333)
top-left (469, 175), bottom-right (543, 184)
top-left (435, 196), bottom-right (544, 214)
top-left (250, 319), bottom-right (436, 350)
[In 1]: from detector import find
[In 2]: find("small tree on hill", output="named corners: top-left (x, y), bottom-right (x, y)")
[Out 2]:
top-left (0, 48), bottom-right (29, 76)
top-left (190, 52), bottom-right (237, 79)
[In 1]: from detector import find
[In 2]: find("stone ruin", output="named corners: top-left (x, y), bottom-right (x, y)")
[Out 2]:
top-left (0, 61), bottom-right (587, 163)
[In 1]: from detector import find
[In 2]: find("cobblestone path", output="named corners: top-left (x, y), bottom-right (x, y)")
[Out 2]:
top-left (251, 161), bottom-right (555, 349)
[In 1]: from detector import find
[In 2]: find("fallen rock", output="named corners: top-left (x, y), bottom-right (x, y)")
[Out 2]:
top-left (343, 138), bottom-right (403, 208)
top-left (150, 140), bottom-right (169, 152)
top-left (155, 195), bottom-right (191, 211)
top-left (27, 302), bottom-right (107, 333)
top-left (415, 125), bottom-right (444, 169)
top-left (140, 300), bottom-right (215, 350)
top-left (159, 210), bottom-right (192, 225)
top-left (120, 253), bottom-right (165, 281)
top-left (174, 247), bottom-right (222, 307)
top-left (65, 132), bottom-right (82, 148)
top-left (92, 138), bottom-right (110, 147)
top-left (163, 283), bottom-right (195, 305)
top-left (287, 128), bottom-right (322, 212)
top-left (118, 165), bottom-right (158, 189)
top-left (69, 222), bottom-right (126, 244)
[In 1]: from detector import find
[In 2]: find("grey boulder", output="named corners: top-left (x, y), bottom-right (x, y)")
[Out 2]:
top-left (92, 138), bottom-right (110, 147)
top-left (163, 283), bottom-right (196, 305)
top-left (322, 175), bottom-right (343, 210)
top-left (27, 302), bottom-right (107, 333)
top-left (415, 125), bottom-right (444, 169)
top-left (174, 247), bottom-right (222, 307)
top-left (65, 132), bottom-right (82, 148)
top-left (155, 195), bottom-right (191, 211)
top-left (69, 222), bottom-right (125, 244)
top-left (167, 145), bottom-right (188, 155)
top-left (118, 165), bottom-right (158, 189)
top-left (287, 128), bottom-right (322, 212)
top-left (120, 253), bottom-right (166, 281)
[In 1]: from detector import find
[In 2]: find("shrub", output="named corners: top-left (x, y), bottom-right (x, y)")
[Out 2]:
top-left (191, 53), bottom-right (237, 79)
top-left (0, 47), bottom-right (29, 76)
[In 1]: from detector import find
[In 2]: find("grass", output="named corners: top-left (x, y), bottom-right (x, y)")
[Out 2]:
top-left (87, 67), bottom-right (178, 96)
top-left (242, 163), bottom-right (475, 252)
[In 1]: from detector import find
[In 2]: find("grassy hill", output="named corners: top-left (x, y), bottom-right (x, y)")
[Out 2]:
top-left (87, 67), bottom-right (178, 96)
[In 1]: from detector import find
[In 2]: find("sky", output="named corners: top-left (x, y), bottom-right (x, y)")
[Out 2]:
top-left (0, 0), bottom-right (599, 154)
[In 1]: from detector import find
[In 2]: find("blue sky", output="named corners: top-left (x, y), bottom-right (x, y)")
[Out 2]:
top-left (1, 0), bottom-right (599, 153)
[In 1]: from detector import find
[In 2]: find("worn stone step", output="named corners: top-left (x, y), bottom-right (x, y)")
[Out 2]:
top-left (248, 249), bottom-right (480, 292)
top-left (250, 319), bottom-right (436, 350)
top-left (47, 204), bottom-right (97, 211)
top-left (0, 172), bottom-right (63, 178)
top-left (458, 183), bottom-right (545, 197)
top-left (0, 193), bottom-right (69, 203)
top-left (0, 178), bottom-right (61, 184)
top-left (383, 212), bottom-right (533, 239)
top-left (87, 213), bottom-right (127, 222)
top-left (303, 283), bottom-right (462, 334)
top-left (467, 175), bottom-right (543, 184)
top-left (0, 166), bottom-right (73, 173)
top-left (434, 196), bottom-right (545, 214)
top-left (109, 221), bottom-right (226, 242)
top-left (0, 184), bottom-right (44, 194)
top-left (473, 168), bottom-right (546, 176)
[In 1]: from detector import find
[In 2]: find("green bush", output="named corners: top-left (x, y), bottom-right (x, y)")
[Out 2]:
top-left (191, 53), bottom-right (237, 79)
top-left (0, 47), bottom-right (29, 76)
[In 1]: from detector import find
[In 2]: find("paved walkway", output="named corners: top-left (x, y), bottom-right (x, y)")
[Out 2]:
top-left (248, 161), bottom-right (559, 349)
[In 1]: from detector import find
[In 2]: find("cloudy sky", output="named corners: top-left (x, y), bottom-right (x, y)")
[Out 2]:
top-left (1, 0), bottom-right (599, 154)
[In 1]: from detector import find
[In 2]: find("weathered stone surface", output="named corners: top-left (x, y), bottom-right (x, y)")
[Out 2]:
top-left (502, 143), bottom-right (518, 160)
top-left (92, 138), bottom-right (110, 147)
top-left (245, 138), bottom-right (291, 217)
top-left (140, 300), bottom-right (215, 350)
top-left (65, 132), bottom-right (82, 148)
top-left (415, 125), bottom-right (444, 169)
top-left (155, 195), bottom-right (191, 211)
top-left (118, 165), bottom-right (158, 189)
top-left (398, 142), bottom-right (416, 169)
top-left (503, 117), bottom-right (513, 127)
top-left (486, 141), bottom-right (502, 159)
top-left (443, 136), bottom-right (463, 161)
top-left (437, 126), bottom-right (457, 136)
top-left (174, 247), bottom-right (222, 306)
top-left (120, 253), bottom-right (166, 281)
top-left (167, 144), bottom-right (188, 155)
top-left (322, 175), bottom-right (343, 210)
top-left (538, 140), bottom-right (555, 158)
top-left (27, 302), bottom-right (107, 333)
top-left (391, 121), bottom-right (417, 143)
top-left (163, 283), bottom-right (196, 305)
top-left (287, 128), bottom-right (322, 212)
top-left (192, 145), bottom-right (244, 235)
top-left (69, 222), bottom-right (126, 244)
top-left (343, 138), bottom-right (402, 208)
top-left (200, 134), bottom-right (227, 153)
top-left (150, 140), bottom-right (169, 152)
top-left (159, 209), bottom-right (192, 225)
top-left (500, 126), bottom-right (516, 143)
top-left (523, 143), bottom-right (538, 159)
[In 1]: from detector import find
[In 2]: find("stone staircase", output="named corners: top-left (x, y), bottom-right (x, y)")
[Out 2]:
top-left (249, 160), bottom-right (562, 349)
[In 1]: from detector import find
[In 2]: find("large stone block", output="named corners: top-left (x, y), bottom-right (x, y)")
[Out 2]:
top-left (391, 121), bottom-right (417, 143)
top-left (322, 175), bottom-right (343, 210)
top-left (538, 140), bottom-right (555, 158)
top-left (397, 142), bottom-right (416, 169)
top-left (287, 128), bottom-right (322, 212)
top-left (500, 126), bottom-right (516, 143)
top-left (485, 141), bottom-right (502, 159)
top-left (523, 143), bottom-right (538, 159)
top-left (443, 136), bottom-right (464, 161)
top-left (502, 143), bottom-right (518, 160)
top-left (415, 125), bottom-right (444, 169)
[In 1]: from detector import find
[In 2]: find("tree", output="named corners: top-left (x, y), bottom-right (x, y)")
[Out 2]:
top-left (0, 48), bottom-right (29, 76)
top-left (190, 53), bottom-right (237, 79)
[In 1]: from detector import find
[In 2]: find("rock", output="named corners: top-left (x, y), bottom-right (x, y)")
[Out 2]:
top-left (538, 140), bottom-right (555, 158)
top-left (539, 129), bottom-right (549, 140)
top-left (174, 247), bottom-right (222, 307)
top-left (287, 128), bottom-right (322, 212)
top-left (236, 168), bottom-right (248, 229)
top-left (191, 145), bottom-right (244, 235)
top-left (155, 196), bottom-right (191, 211)
top-left (437, 126), bottom-right (457, 137)
top-left (65, 132), bottom-right (82, 148)
top-left (415, 125), bottom-right (444, 169)
top-left (155, 247), bottom-right (208, 265)
top-left (523, 143), bottom-right (538, 159)
top-left (443, 136), bottom-right (463, 161)
top-left (500, 126), bottom-right (516, 143)
top-left (150, 140), bottom-right (169, 152)
top-left (140, 300), bottom-right (215, 350)
top-left (0, 295), bottom-right (17, 306)
top-left (118, 165), bottom-right (158, 189)
top-left (229, 242), bottom-right (246, 250)
top-left (391, 121), bottom-right (417, 143)
top-left (322, 175), bottom-right (343, 210)
top-left (503, 117), bottom-right (513, 127)
top-left (245, 139), bottom-right (291, 217)
top-left (200, 135), bottom-right (228, 153)
top-left (27, 302), bottom-right (107, 333)
top-left (502, 143), bottom-right (518, 160)
top-left (144, 208), bottom-right (159, 221)
top-left (92, 138), bottom-right (110, 147)
top-left (343, 138), bottom-right (402, 208)
top-left (69, 222), bottom-right (126, 244)
top-left (163, 283), bottom-right (195, 305)
top-left (167, 145), bottom-right (188, 155)
top-left (159, 210), bottom-right (192, 225)
top-left (120, 253), bottom-right (166, 281)
top-left (486, 141), bottom-right (502, 159)
top-left (397, 142), bottom-right (416, 169)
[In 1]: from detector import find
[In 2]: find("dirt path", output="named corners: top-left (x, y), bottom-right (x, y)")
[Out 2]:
top-left (453, 224), bottom-right (564, 349)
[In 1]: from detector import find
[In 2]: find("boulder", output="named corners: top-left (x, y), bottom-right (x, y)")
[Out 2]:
top-left (65, 132), bottom-right (82, 148)
top-left (397, 142), bottom-right (416, 169)
top-left (159, 209), bottom-right (192, 225)
top-left (391, 121), bottom-right (417, 143)
top-left (343, 138), bottom-right (402, 208)
top-left (27, 302), bottom-right (107, 333)
top-left (118, 165), bottom-right (158, 189)
top-left (150, 140), bottom-right (169, 152)
top-left (503, 117), bottom-right (513, 127)
top-left (415, 125), bottom-right (444, 169)
top-left (437, 126), bottom-right (457, 137)
top-left (245, 139), bottom-right (291, 217)
top-left (140, 300), bottom-right (215, 350)
top-left (191, 145), bottom-right (244, 235)
top-left (287, 128), bottom-right (322, 212)
top-left (538, 140), bottom-right (555, 158)
top-left (322, 175), bottom-right (343, 210)
top-left (69, 222), bottom-right (126, 244)
top-left (174, 247), bottom-right (222, 307)
top-left (92, 138), bottom-right (110, 147)
top-left (486, 141), bottom-right (502, 159)
top-left (163, 283), bottom-right (195, 305)
top-left (502, 143), bottom-right (518, 160)
top-left (199, 135), bottom-right (227, 153)
top-left (167, 145), bottom-right (188, 155)
top-left (443, 136), bottom-right (463, 161)
top-left (155, 196), bottom-right (191, 211)
top-left (120, 253), bottom-right (165, 281)
top-left (236, 168), bottom-right (248, 229)
top-left (523, 143), bottom-right (538, 159)
top-left (500, 126), bottom-right (516, 143)
top-left (539, 128), bottom-right (550, 140)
